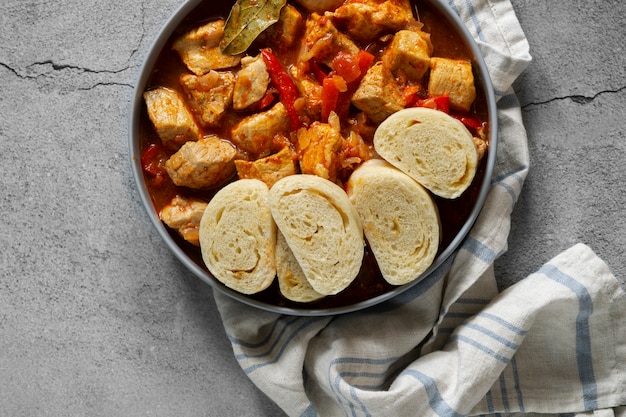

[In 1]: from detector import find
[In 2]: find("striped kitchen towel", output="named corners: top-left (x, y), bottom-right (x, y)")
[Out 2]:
top-left (214, 0), bottom-right (626, 416)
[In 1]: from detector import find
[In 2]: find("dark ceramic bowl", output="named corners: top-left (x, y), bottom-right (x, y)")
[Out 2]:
top-left (129, 0), bottom-right (497, 316)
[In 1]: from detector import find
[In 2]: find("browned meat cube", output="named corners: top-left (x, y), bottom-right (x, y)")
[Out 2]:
top-left (298, 13), bottom-right (359, 65)
top-left (333, 0), bottom-right (415, 43)
top-left (259, 4), bottom-right (304, 52)
top-left (180, 71), bottom-right (235, 128)
top-left (382, 29), bottom-right (433, 82)
top-left (297, 121), bottom-right (344, 183)
top-left (143, 87), bottom-right (202, 149)
top-left (231, 102), bottom-right (291, 157)
top-left (427, 57), bottom-right (476, 112)
top-left (160, 196), bottom-right (208, 246)
top-left (172, 20), bottom-right (242, 75)
top-left (165, 136), bottom-right (237, 189)
top-left (233, 55), bottom-right (270, 110)
top-left (235, 147), bottom-right (298, 188)
top-left (351, 62), bottom-right (406, 124)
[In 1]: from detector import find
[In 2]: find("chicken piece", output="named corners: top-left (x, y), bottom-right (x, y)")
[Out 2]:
top-left (294, 0), bottom-right (344, 13)
top-left (333, 0), bottom-right (415, 43)
top-left (143, 87), bottom-right (202, 150)
top-left (298, 13), bottom-right (359, 65)
top-left (231, 102), bottom-right (291, 157)
top-left (290, 66), bottom-right (323, 121)
top-left (473, 136), bottom-right (487, 161)
top-left (235, 147), bottom-right (298, 188)
top-left (382, 29), bottom-right (433, 82)
top-left (259, 4), bottom-right (304, 52)
top-left (351, 61), bottom-right (406, 124)
top-left (160, 196), bottom-right (208, 246)
top-left (427, 57), bottom-right (476, 112)
top-left (233, 55), bottom-right (270, 110)
top-left (165, 136), bottom-right (237, 189)
top-left (172, 20), bottom-right (242, 76)
top-left (180, 71), bottom-right (235, 128)
top-left (296, 121), bottom-right (344, 183)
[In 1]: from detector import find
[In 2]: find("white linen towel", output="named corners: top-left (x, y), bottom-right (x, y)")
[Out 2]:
top-left (214, 0), bottom-right (626, 415)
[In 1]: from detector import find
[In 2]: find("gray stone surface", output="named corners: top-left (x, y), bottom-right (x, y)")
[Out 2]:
top-left (0, 0), bottom-right (623, 415)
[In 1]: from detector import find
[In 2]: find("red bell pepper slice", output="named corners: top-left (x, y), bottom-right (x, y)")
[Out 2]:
top-left (452, 113), bottom-right (485, 131)
top-left (261, 48), bottom-right (302, 130)
top-left (357, 50), bottom-right (375, 75)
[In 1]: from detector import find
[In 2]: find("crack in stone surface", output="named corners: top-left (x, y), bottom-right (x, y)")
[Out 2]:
top-left (523, 85), bottom-right (626, 109)
top-left (0, 0), bottom-right (148, 91)
top-left (27, 60), bottom-right (130, 76)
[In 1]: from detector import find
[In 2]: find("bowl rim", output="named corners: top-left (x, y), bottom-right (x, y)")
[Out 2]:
top-left (128, 0), bottom-right (498, 316)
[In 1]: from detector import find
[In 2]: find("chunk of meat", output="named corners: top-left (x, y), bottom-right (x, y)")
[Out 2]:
top-left (143, 87), bottom-right (202, 150)
top-left (259, 4), bottom-right (304, 52)
top-left (296, 120), bottom-right (344, 182)
top-left (165, 136), bottom-right (237, 189)
top-left (233, 55), bottom-right (270, 110)
top-left (382, 29), bottom-right (433, 82)
top-left (180, 71), bottom-right (235, 127)
top-left (427, 57), bottom-right (476, 112)
top-left (298, 13), bottom-right (359, 66)
top-left (231, 102), bottom-right (291, 157)
top-left (332, 0), bottom-right (415, 43)
top-left (293, 0), bottom-right (344, 13)
top-left (235, 147), bottom-right (298, 188)
top-left (351, 61), bottom-right (406, 124)
top-left (473, 136), bottom-right (487, 161)
top-left (172, 20), bottom-right (242, 75)
top-left (290, 65), bottom-right (323, 121)
top-left (160, 196), bottom-right (208, 246)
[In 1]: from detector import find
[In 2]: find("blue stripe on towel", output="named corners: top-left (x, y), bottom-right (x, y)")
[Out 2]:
top-left (447, 0), bottom-right (485, 42)
top-left (511, 356), bottom-right (525, 412)
top-left (299, 403), bottom-right (318, 417)
top-left (540, 264), bottom-right (598, 410)
top-left (462, 322), bottom-right (520, 350)
top-left (491, 166), bottom-right (528, 186)
top-left (495, 181), bottom-right (518, 203)
top-left (450, 334), bottom-right (511, 364)
top-left (499, 372), bottom-right (510, 412)
top-left (485, 388), bottom-right (495, 413)
top-left (240, 317), bottom-right (327, 373)
top-left (463, 0), bottom-right (485, 41)
top-left (477, 312), bottom-right (528, 336)
top-left (349, 385), bottom-right (371, 417)
top-left (404, 369), bottom-right (466, 417)
top-left (329, 356), bottom-right (401, 411)
top-left (463, 236), bottom-right (498, 264)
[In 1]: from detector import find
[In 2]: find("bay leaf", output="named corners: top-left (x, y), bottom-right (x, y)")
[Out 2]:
top-left (220, 0), bottom-right (287, 55)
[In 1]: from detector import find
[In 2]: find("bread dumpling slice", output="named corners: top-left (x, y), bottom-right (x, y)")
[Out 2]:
top-left (269, 175), bottom-right (364, 296)
top-left (199, 179), bottom-right (276, 294)
top-left (374, 107), bottom-right (478, 199)
top-left (347, 160), bottom-right (441, 285)
top-left (276, 231), bottom-right (325, 303)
